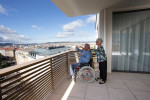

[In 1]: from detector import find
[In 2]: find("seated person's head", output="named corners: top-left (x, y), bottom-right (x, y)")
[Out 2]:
top-left (84, 43), bottom-right (90, 51)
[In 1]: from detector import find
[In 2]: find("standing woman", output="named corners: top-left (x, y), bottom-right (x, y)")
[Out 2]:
top-left (93, 38), bottom-right (107, 84)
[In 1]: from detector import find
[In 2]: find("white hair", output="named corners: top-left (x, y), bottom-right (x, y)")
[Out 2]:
top-left (85, 43), bottom-right (90, 49)
top-left (96, 38), bottom-right (103, 44)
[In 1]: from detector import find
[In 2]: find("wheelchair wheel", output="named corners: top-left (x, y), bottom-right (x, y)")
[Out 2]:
top-left (78, 66), bottom-right (95, 83)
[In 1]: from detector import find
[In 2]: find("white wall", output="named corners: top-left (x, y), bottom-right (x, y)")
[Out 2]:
top-left (97, 9), bottom-right (112, 73)
top-left (95, 14), bottom-right (99, 39)
top-left (105, 8), bottom-right (113, 73)
top-left (0, 50), bottom-right (5, 56)
top-left (97, 5), bottom-right (150, 73)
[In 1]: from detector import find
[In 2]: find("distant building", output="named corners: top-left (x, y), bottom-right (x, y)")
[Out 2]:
top-left (15, 48), bottom-right (35, 64)
top-left (15, 43), bottom-right (95, 64)
top-left (0, 47), bottom-right (20, 68)
top-left (0, 47), bottom-right (21, 58)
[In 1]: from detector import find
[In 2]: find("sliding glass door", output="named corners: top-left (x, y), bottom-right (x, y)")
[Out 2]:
top-left (112, 10), bottom-right (150, 72)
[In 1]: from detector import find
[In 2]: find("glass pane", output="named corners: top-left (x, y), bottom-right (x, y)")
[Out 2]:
top-left (112, 10), bottom-right (150, 72)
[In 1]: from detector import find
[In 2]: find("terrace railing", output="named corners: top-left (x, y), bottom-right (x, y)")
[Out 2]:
top-left (0, 51), bottom-right (74, 100)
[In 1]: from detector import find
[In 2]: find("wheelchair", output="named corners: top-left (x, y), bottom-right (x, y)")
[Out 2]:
top-left (73, 58), bottom-right (95, 83)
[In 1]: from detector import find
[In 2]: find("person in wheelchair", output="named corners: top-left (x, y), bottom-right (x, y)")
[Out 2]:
top-left (69, 43), bottom-right (92, 80)
top-left (79, 58), bottom-right (93, 69)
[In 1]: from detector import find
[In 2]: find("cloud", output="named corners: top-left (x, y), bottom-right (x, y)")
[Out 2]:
top-left (56, 20), bottom-right (83, 38)
top-left (56, 32), bottom-right (73, 38)
top-left (86, 15), bottom-right (96, 23)
top-left (0, 4), bottom-right (8, 15)
top-left (57, 31), bottom-right (95, 42)
top-left (63, 20), bottom-right (83, 32)
top-left (56, 15), bottom-right (96, 39)
top-left (0, 35), bottom-right (30, 43)
top-left (32, 25), bottom-right (41, 29)
top-left (0, 25), bottom-right (30, 43)
top-left (0, 25), bottom-right (17, 34)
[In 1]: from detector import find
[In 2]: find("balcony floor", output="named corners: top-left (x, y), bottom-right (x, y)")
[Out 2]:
top-left (44, 72), bottom-right (150, 100)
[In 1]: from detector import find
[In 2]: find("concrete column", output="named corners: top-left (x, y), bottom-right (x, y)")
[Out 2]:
top-left (98, 9), bottom-right (112, 73)
top-left (105, 8), bottom-right (112, 73)
top-left (99, 10), bottom-right (104, 44)
top-left (95, 14), bottom-right (99, 39)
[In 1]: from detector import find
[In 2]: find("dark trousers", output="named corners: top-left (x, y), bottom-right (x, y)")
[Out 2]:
top-left (99, 61), bottom-right (107, 81)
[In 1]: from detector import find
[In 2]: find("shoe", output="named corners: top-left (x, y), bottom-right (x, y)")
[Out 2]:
top-left (99, 81), bottom-right (105, 84)
top-left (95, 77), bottom-right (101, 81)
top-left (97, 77), bottom-right (101, 80)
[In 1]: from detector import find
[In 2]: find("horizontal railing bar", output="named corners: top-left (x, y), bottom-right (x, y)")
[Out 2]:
top-left (54, 61), bottom-right (66, 67)
top-left (54, 70), bottom-right (66, 85)
top-left (52, 53), bottom-right (66, 58)
top-left (2, 64), bottom-right (50, 90)
top-left (53, 61), bottom-right (66, 66)
top-left (54, 70), bottom-right (66, 78)
top-left (0, 50), bottom-right (75, 99)
top-left (53, 56), bottom-right (66, 61)
top-left (54, 72), bottom-right (66, 83)
top-left (52, 55), bottom-right (66, 61)
top-left (54, 64), bottom-right (66, 73)
top-left (28, 84), bottom-right (52, 100)
top-left (54, 73), bottom-right (67, 85)
top-left (6, 79), bottom-right (52, 100)
top-left (54, 67), bottom-right (66, 78)
top-left (23, 79), bottom-right (52, 100)
top-left (54, 66), bottom-right (66, 75)
top-left (0, 51), bottom-right (70, 77)
top-left (2, 66), bottom-right (50, 94)
top-left (53, 62), bottom-right (66, 67)
top-left (28, 79), bottom-right (52, 100)
top-left (53, 58), bottom-right (66, 63)
top-left (40, 87), bottom-right (52, 100)
top-left (36, 81), bottom-right (53, 100)
top-left (0, 59), bottom-right (50, 77)
top-left (53, 59), bottom-right (66, 64)
top-left (4, 70), bottom-right (51, 100)
top-left (54, 68), bottom-right (66, 75)
top-left (1, 61), bottom-right (50, 84)
top-left (12, 74), bottom-right (52, 100)
top-left (53, 60), bottom-right (66, 65)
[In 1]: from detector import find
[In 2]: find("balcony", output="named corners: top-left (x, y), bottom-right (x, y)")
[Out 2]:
top-left (0, 51), bottom-right (150, 100)
top-left (45, 72), bottom-right (150, 100)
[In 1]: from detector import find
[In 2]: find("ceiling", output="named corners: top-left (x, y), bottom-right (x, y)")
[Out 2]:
top-left (51, 0), bottom-right (150, 17)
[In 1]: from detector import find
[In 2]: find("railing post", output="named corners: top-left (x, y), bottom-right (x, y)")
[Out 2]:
top-left (66, 52), bottom-right (69, 74)
top-left (50, 58), bottom-right (54, 90)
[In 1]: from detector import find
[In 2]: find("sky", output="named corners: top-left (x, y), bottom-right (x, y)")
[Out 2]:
top-left (0, 0), bottom-right (96, 44)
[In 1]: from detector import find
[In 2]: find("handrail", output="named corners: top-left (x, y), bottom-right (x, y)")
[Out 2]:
top-left (0, 50), bottom-right (95, 100)
top-left (0, 50), bottom-right (74, 100)
top-left (0, 51), bottom-right (70, 77)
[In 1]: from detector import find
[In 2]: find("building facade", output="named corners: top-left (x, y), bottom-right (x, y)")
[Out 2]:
top-left (51, 0), bottom-right (150, 73)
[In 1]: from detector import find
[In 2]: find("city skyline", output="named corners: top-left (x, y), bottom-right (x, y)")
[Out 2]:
top-left (0, 0), bottom-right (96, 44)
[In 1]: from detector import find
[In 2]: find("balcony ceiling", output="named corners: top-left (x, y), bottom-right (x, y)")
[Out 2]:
top-left (51, 0), bottom-right (150, 17)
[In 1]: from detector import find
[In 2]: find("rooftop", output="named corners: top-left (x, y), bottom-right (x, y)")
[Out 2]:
top-left (29, 47), bottom-right (71, 56)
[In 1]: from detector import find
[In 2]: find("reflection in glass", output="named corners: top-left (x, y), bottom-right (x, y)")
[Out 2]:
top-left (112, 10), bottom-right (150, 72)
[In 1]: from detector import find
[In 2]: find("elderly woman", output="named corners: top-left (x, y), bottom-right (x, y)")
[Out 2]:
top-left (92, 38), bottom-right (107, 84)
